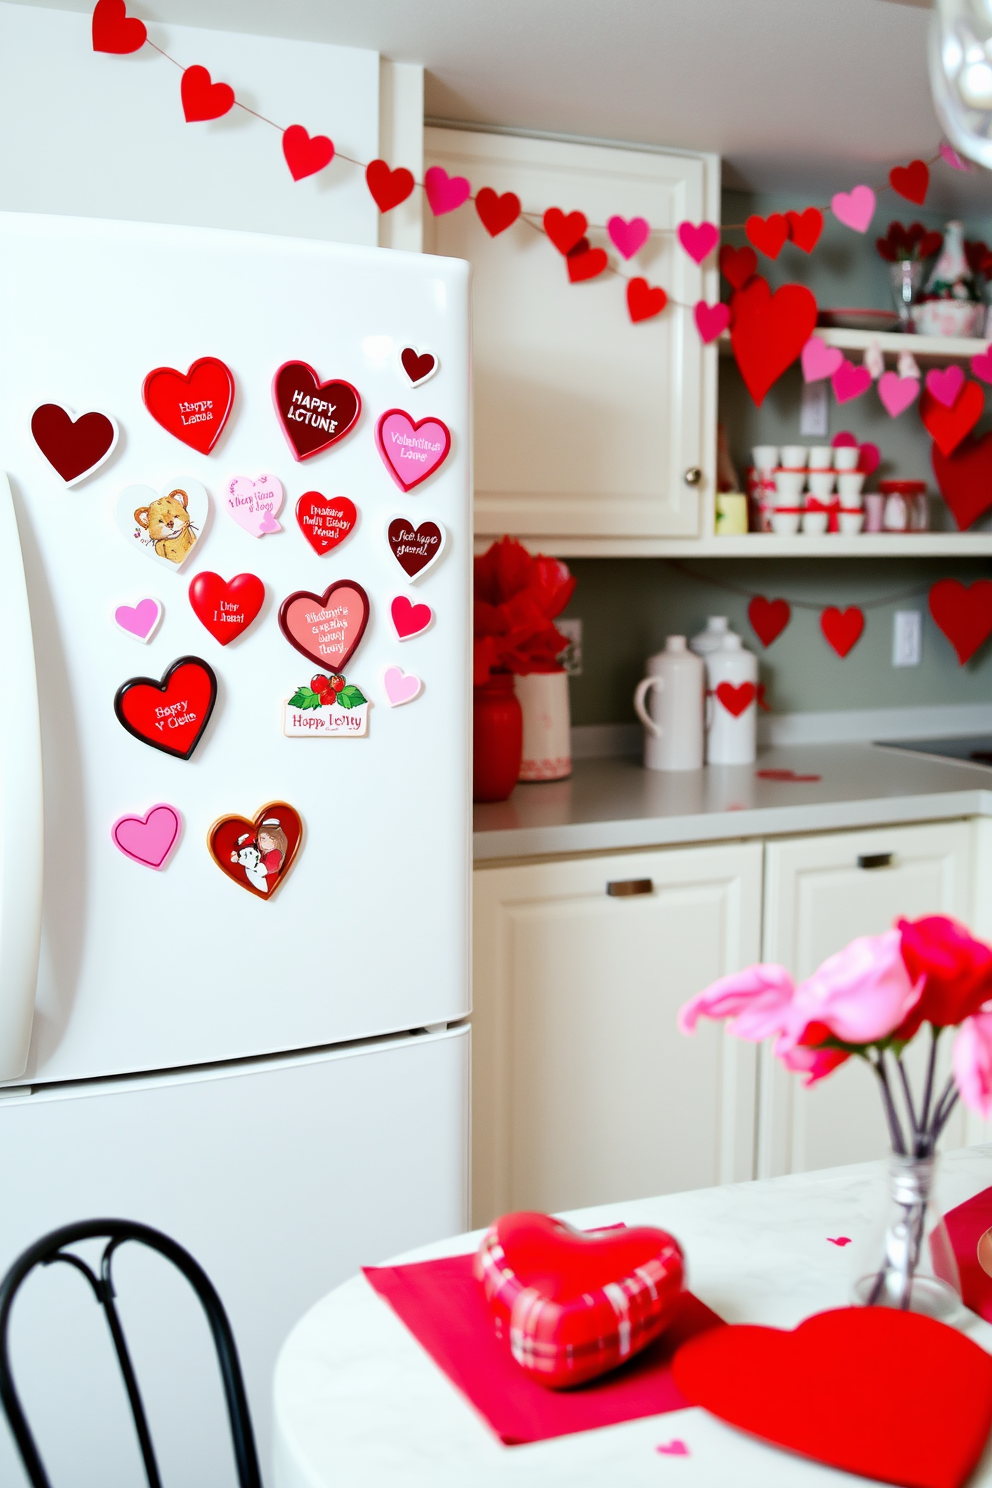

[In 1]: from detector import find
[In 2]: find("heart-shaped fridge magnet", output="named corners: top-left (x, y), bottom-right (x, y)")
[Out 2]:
top-left (114, 656), bottom-right (217, 760)
top-left (386, 516), bottom-right (447, 580)
top-left (112, 803), bottom-right (181, 870)
top-left (381, 665), bottom-right (423, 707)
top-left (278, 581), bottom-right (370, 671)
top-left (30, 403), bottom-right (119, 485)
top-left (272, 361), bottom-right (361, 462)
top-left (672, 1306), bottom-right (992, 1488)
top-left (188, 571), bottom-right (264, 646)
top-left (400, 346), bottom-right (439, 387)
top-left (116, 480), bottom-right (208, 572)
top-left (208, 802), bottom-right (302, 901)
top-left (142, 358), bottom-right (235, 455)
top-left (475, 1211), bottom-right (685, 1390)
top-left (114, 597), bottom-right (163, 644)
top-left (295, 492), bottom-right (357, 556)
top-left (224, 473), bottom-right (283, 536)
top-left (284, 673), bottom-right (369, 737)
top-left (929, 578), bottom-right (992, 664)
top-left (375, 409), bottom-right (451, 492)
top-left (391, 595), bottom-right (433, 640)
top-left (931, 431), bottom-right (992, 530)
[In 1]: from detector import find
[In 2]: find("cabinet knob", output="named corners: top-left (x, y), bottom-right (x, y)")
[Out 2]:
top-left (858, 852), bottom-right (894, 870)
top-left (684, 466), bottom-right (702, 486)
top-left (607, 878), bottom-right (654, 897)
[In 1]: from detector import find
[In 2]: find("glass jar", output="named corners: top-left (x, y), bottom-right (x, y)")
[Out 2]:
top-left (878, 480), bottom-right (929, 532)
top-left (473, 672), bottom-right (523, 803)
top-left (852, 1154), bottom-right (962, 1320)
top-left (889, 259), bottom-right (924, 329)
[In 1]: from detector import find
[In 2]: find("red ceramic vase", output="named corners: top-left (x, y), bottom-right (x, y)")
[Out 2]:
top-left (473, 673), bottom-right (523, 803)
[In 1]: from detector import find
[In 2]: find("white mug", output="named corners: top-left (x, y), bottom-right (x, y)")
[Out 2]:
top-left (633, 637), bottom-right (705, 771)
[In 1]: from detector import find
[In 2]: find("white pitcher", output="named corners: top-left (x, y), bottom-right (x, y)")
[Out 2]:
top-left (705, 633), bottom-right (758, 765)
top-left (633, 637), bottom-right (705, 771)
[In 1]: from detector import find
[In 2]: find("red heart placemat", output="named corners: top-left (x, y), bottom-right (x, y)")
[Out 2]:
top-left (363, 1252), bottom-right (722, 1445)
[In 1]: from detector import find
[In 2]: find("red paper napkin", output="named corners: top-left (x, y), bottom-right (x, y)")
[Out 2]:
top-left (944, 1185), bottom-right (992, 1322)
top-left (363, 1251), bottom-right (723, 1445)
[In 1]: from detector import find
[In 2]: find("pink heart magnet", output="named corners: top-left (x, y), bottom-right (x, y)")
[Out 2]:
top-left (382, 665), bottom-right (423, 707)
top-left (830, 184), bottom-right (876, 234)
top-left (225, 473), bottom-right (283, 536)
top-left (390, 595), bottom-right (433, 641)
top-left (375, 409), bottom-right (451, 492)
top-left (831, 359), bottom-right (872, 404)
top-left (112, 803), bottom-right (181, 870)
top-left (607, 215), bottom-right (650, 259)
top-left (878, 370), bottom-right (920, 418)
top-left (801, 335), bottom-right (844, 383)
top-left (676, 220), bottom-right (719, 264)
top-left (925, 364), bottom-right (966, 409)
top-left (114, 598), bottom-right (163, 644)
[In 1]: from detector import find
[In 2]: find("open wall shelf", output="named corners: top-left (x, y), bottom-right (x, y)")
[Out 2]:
top-left (719, 326), bottom-right (988, 364)
top-left (484, 533), bottom-right (992, 558)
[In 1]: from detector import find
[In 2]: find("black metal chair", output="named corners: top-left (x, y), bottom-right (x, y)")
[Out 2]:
top-left (0, 1218), bottom-right (262, 1488)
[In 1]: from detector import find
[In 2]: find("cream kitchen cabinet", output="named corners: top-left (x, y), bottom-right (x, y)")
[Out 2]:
top-left (424, 127), bottom-right (719, 550)
top-left (471, 841), bottom-right (763, 1227)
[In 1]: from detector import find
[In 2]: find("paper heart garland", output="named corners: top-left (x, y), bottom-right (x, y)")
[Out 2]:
top-left (628, 278), bottom-right (667, 322)
top-left (208, 802), bottom-right (303, 902)
top-left (941, 142), bottom-right (973, 171)
top-left (382, 666), bottom-right (423, 706)
top-left (831, 184), bottom-right (876, 233)
top-left (715, 681), bottom-right (756, 717)
top-left (386, 517), bottom-right (447, 580)
top-left (801, 336), bottom-right (843, 383)
top-left (282, 125), bottom-right (334, 181)
top-left (929, 579), bottom-right (992, 664)
top-left (224, 473), bottom-right (283, 536)
top-left (92, 0), bottom-right (146, 52)
top-left (748, 596), bottom-right (791, 647)
top-left (424, 166), bottom-right (470, 216)
top-left (400, 347), bottom-right (438, 387)
top-left (786, 208), bottom-right (823, 253)
top-left (116, 479), bottom-right (208, 572)
top-left (476, 1211), bottom-right (685, 1389)
top-left (475, 188), bottom-right (521, 237)
top-left (925, 364), bottom-right (965, 409)
top-left (821, 606), bottom-right (864, 657)
top-left (114, 598), bottom-right (162, 643)
top-left (878, 370), bottom-right (920, 418)
top-left (890, 158), bottom-right (929, 206)
top-left (272, 361), bottom-right (361, 461)
top-left (279, 581), bottom-right (370, 670)
top-left (932, 431), bottom-right (992, 529)
top-left (30, 403), bottom-right (119, 485)
top-left (365, 159), bottom-right (414, 213)
top-left (188, 571), bottom-right (264, 646)
top-left (543, 208), bottom-right (587, 256)
top-left (972, 350), bottom-right (992, 386)
top-left (296, 492), bottom-right (357, 555)
top-left (921, 381), bottom-right (984, 456)
top-left (832, 359), bottom-right (872, 403)
top-left (391, 595), bottom-right (433, 640)
top-left (745, 213), bottom-right (788, 260)
top-left (676, 220), bottom-right (719, 264)
top-left (376, 409), bottom-right (451, 491)
top-left (672, 1306), bottom-right (992, 1488)
top-left (694, 301), bottom-right (730, 343)
top-left (730, 278), bottom-right (818, 406)
top-left (112, 804), bottom-right (181, 870)
top-left (567, 245), bottom-right (608, 283)
top-left (719, 245), bottom-right (757, 290)
top-left (114, 656), bottom-right (217, 760)
top-left (142, 357), bottom-right (234, 455)
top-left (858, 441), bottom-right (881, 477)
top-left (180, 65), bottom-right (234, 123)
top-left (609, 215), bottom-right (650, 259)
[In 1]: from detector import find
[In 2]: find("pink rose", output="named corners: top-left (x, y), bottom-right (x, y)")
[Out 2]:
top-left (678, 964), bottom-right (795, 1041)
top-left (953, 1010), bottom-right (992, 1119)
top-left (782, 930), bottom-right (922, 1052)
top-left (777, 1021), bottom-right (850, 1085)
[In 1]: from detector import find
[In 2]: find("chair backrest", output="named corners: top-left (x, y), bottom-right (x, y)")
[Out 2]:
top-left (0, 1217), bottom-right (263, 1488)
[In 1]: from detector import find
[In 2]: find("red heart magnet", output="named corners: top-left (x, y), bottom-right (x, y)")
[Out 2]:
top-left (929, 578), bottom-right (992, 664)
top-left (890, 158), bottom-right (930, 206)
top-left (748, 596), bottom-right (791, 647)
top-left (282, 124), bottom-right (334, 181)
top-left (821, 606), bottom-right (864, 657)
top-left (475, 188), bottom-right (521, 237)
top-left (208, 802), bottom-right (302, 901)
top-left (400, 347), bottom-right (438, 387)
top-left (932, 430), bottom-right (992, 529)
top-left (188, 572), bottom-right (264, 646)
top-left (715, 681), bottom-right (756, 717)
top-left (92, 0), bottom-right (146, 53)
top-left (272, 361), bottom-right (361, 462)
top-left (628, 278), bottom-right (668, 323)
top-left (278, 581), bottom-right (370, 670)
top-left (114, 656), bottom-right (217, 760)
top-left (786, 208), bottom-right (823, 253)
top-left (365, 159), bottom-right (415, 213)
top-left (719, 244), bottom-right (758, 290)
top-left (386, 517), bottom-right (447, 580)
top-left (180, 65), bottom-right (235, 123)
top-left (375, 409), bottom-right (451, 492)
top-left (30, 403), bottom-right (119, 485)
top-left (142, 358), bottom-right (235, 455)
top-left (745, 212), bottom-right (789, 260)
top-left (391, 595), bottom-right (433, 640)
top-left (921, 381), bottom-right (984, 456)
top-left (731, 278), bottom-right (818, 406)
top-left (543, 208), bottom-right (587, 256)
top-left (672, 1306), bottom-right (992, 1488)
top-left (295, 493), bottom-right (357, 556)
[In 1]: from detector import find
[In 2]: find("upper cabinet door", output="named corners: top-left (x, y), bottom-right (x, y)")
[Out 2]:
top-left (423, 128), bottom-right (720, 547)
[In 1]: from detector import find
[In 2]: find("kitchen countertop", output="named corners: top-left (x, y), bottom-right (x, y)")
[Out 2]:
top-left (473, 743), bottom-right (992, 861)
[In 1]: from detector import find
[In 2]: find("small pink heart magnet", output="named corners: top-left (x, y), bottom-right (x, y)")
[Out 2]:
top-left (382, 665), bottom-right (423, 707)
top-left (114, 598), bottom-right (163, 643)
top-left (390, 595), bottom-right (433, 640)
top-left (375, 409), bottom-right (451, 492)
top-left (225, 473), bottom-right (283, 536)
top-left (112, 803), bottom-right (181, 869)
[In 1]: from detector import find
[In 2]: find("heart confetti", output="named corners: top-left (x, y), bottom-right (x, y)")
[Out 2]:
top-left (748, 596), bottom-right (791, 647)
top-left (800, 336), bottom-right (844, 384)
top-left (424, 166), bottom-right (470, 216)
top-left (878, 370), bottom-right (920, 418)
top-left (375, 409), bottom-right (451, 492)
top-left (92, 0), bottom-right (146, 53)
top-left (30, 403), bottom-right (119, 485)
top-left (365, 159), bottom-right (415, 212)
top-left (114, 597), bottom-right (163, 644)
top-left (188, 571), bottom-right (264, 646)
top-left (115, 479), bottom-right (208, 572)
top-left (921, 381), bottom-right (984, 456)
top-left (694, 301), bottom-right (730, 343)
top-left (831, 359), bottom-right (872, 404)
top-left (608, 215), bottom-right (650, 259)
top-left (929, 578), bottom-right (992, 664)
top-left (180, 65), bottom-right (235, 123)
top-left (475, 187), bottom-right (521, 237)
top-left (786, 208), bottom-right (823, 253)
top-left (208, 802), bottom-right (303, 901)
top-left (831, 184), bottom-right (876, 233)
top-left (224, 473), bottom-right (283, 536)
top-left (719, 245), bottom-right (758, 289)
top-left (382, 665), bottom-right (423, 707)
top-left (112, 804), bottom-right (181, 870)
top-left (543, 208), bottom-right (587, 256)
top-left (391, 595), bottom-right (433, 640)
top-left (114, 655), bottom-right (217, 760)
top-left (890, 159), bottom-right (929, 206)
top-left (628, 278), bottom-right (667, 323)
top-left (676, 220), bottom-right (719, 264)
top-left (730, 278), bottom-right (818, 406)
top-left (386, 517), bottom-right (447, 580)
top-left (400, 347), bottom-right (438, 387)
top-left (932, 431), bottom-right (992, 529)
top-left (142, 357), bottom-right (234, 455)
top-left (282, 124), bottom-right (334, 181)
top-left (821, 606), bottom-right (864, 657)
top-left (745, 213), bottom-right (789, 260)
top-left (926, 364), bottom-right (966, 409)
top-left (279, 581), bottom-right (370, 670)
top-left (296, 492), bottom-right (357, 555)
top-left (272, 361), bottom-right (361, 461)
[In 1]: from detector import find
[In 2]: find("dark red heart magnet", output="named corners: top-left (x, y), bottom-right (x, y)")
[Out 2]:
top-left (142, 358), bottom-right (235, 455)
top-left (295, 493), bottom-right (357, 556)
top-left (400, 347), bottom-right (438, 387)
top-left (188, 572), bottom-right (264, 646)
top-left (114, 656), bottom-right (217, 760)
top-left (278, 581), bottom-right (370, 671)
top-left (386, 517), bottom-right (447, 580)
top-left (30, 403), bottom-right (119, 485)
top-left (208, 802), bottom-right (303, 901)
top-left (272, 361), bottom-right (361, 462)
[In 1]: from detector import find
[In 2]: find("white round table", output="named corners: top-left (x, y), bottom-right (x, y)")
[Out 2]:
top-left (273, 1148), bottom-right (992, 1488)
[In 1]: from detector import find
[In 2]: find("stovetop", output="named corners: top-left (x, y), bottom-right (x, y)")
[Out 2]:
top-left (875, 734), bottom-right (992, 768)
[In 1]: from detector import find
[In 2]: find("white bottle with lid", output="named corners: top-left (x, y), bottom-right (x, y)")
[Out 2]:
top-left (633, 636), bottom-right (705, 771)
top-left (689, 615), bottom-right (738, 658)
top-left (705, 633), bottom-right (758, 765)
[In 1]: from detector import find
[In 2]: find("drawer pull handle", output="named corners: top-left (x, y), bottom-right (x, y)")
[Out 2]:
top-left (607, 878), bottom-right (654, 897)
top-left (858, 853), bottom-right (894, 870)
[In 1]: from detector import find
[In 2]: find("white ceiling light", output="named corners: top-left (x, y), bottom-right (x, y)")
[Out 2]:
top-left (931, 0), bottom-right (992, 164)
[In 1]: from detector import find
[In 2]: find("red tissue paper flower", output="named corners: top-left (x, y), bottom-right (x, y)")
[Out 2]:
top-left (474, 537), bottom-right (576, 685)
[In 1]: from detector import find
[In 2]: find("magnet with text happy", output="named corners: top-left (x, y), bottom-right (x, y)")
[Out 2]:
top-left (284, 673), bottom-right (369, 737)
top-left (142, 357), bottom-right (235, 455)
top-left (114, 656), bottom-right (217, 760)
top-left (208, 802), bottom-right (303, 900)
top-left (272, 361), bottom-right (361, 461)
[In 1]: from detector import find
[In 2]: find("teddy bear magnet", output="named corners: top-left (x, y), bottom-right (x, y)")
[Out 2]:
top-left (115, 479), bottom-right (209, 572)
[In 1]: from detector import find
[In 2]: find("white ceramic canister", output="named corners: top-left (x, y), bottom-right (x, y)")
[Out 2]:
top-left (705, 633), bottom-right (758, 765)
top-left (689, 615), bottom-right (739, 657)
top-left (633, 637), bottom-right (705, 771)
top-left (515, 671), bottom-right (572, 781)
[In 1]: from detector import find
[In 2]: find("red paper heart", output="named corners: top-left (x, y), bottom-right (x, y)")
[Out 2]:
top-left (929, 578), bottom-right (992, 664)
top-left (627, 277), bottom-right (668, 322)
top-left (544, 208), bottom-right (587, 256)
top-left (890, 159), bottom-right (930, 206)
top-left (188, 572), bottom-right (264, 646)
top-left (748, 596), bottom-right (791, 647)
top-left (921, 381), bottom-right (984, 456)
top-left (272, 361), bottom-right (361, 461)
top-left (673, 1306), bottom-right (992, 1488)
top-left (391, 595), bottom-right (433, 640)
top-left (567, 246), bottom-right (608, 283)
top-left (476, 1212), bottom-right (685, 1390)
top-left (745, 213), bottom-right (789, 260)
top-left (476, 188), bottom-right (521, 237)
top-left (821, 606), bottom-right (864, 657)
top-left (282, 124), bottom-right (334, 181)
top-left (386, 517), bottom-right (446, 580)
top-left (142, 357), bottom-right (235, 455)
top-left (278, 581), bottom-right (370, 670)
top-left (180, 65), bottom-right (235, 123)
top-left (91, 0), bottom-right (146, 53)
top-left (114, 656), bottom-right (217, 760)
top-left (731, 278), bottom-right (818, 406)
top-left (786, 208), bottom-right (823, 253)
top-left (295, 492), bottom-right (357, 555)
top-left (400, 348), bottom-right (437, 385)
top-left (932, 431), bottom-right (992, 530)
top-left (719, 245), bottom-right (758, 290)
top-left (365, 159), bottom-right (414, 213)
top-left (30, 403), bottom-right (118, 484)
top-left (208, 802), bottom-right (302, 902)
top-left (715, 681), bottom-right (757, 717)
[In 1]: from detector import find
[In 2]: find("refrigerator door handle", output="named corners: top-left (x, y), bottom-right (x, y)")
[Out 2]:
top-left (0, 474), bottom-right (43, 1079)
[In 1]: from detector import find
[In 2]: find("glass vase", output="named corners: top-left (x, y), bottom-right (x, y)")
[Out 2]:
top-left (852, 1154), bottom-right (962, 1320)
top-left (888, 259), bottom-right (923, 329)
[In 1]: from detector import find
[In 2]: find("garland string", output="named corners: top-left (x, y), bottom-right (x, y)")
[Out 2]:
top-left (665, 560), bottom-right (931, 614)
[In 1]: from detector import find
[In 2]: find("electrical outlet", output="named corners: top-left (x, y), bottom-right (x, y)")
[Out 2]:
top-left (893, 611), bottom-right (922, 667)
top-left (557, 617), bottom-right (583, 676)
top-left (800, 380), bottom-right (829, 438)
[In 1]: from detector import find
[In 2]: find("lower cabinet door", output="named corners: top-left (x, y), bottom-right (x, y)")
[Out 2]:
top-left (760, 820), bottom-right (975, 1178)
top-left (471, 841), bottom-right (763, 1227)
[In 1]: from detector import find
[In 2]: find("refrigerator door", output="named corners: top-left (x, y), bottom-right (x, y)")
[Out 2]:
top-left (0, 213), bottom-right (470, 1084)
top-left (0, 1023), bottom-right (469, 1488)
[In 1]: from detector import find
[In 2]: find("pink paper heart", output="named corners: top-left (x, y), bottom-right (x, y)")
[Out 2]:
top-left (424, 165), bottom-right (470, 216)
top-left (831, 359), bottom-right (873, 403)
top-left (656, 1440), bottom-right (689, 1456)
top-left (832, 430), bottom-right (857, 447)
top-left (225, 473), bottom-right (284, 537)
top-left (940, 141), bottom-right (973, 172)
top-left (858, 441), bottom-right (880, 476)
top-left (390, 594), bottom-right (433, 640)
top-left (677, 220), bottom-right (719, 264)
top-left (112, 804), bottom-right (181, 870)
top-left (972, 350), bottom-right (992, 385)
top-left (375, 409), bottom-right (451, 492)
top-left (801, 334), bottom-right (844, 383)
top-left (878, 370), bottom-right (920, 417)
top-left (926, 363), bottom-right (966, 408)
top-left (607, 214), bottom-right (650, 259)
top-left (693, 300), bottom-right (730, 343)
top-left (830, 184), bottom-right (876, 234)
top-left (114, 597), bottom-right (162, 642)
top-left (382, 665), bottom-right (423, 707)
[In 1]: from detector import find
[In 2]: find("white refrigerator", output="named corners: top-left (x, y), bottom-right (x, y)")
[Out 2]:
top-left (0, 212), bottom-right (471, 1486)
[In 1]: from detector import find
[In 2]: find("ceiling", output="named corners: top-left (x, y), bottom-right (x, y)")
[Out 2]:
top-left (15, 0), bottom-right (992, 209)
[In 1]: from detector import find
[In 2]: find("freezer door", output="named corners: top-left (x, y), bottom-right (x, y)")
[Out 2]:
top-left (0, 1024), bottom-right (469, 1488)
